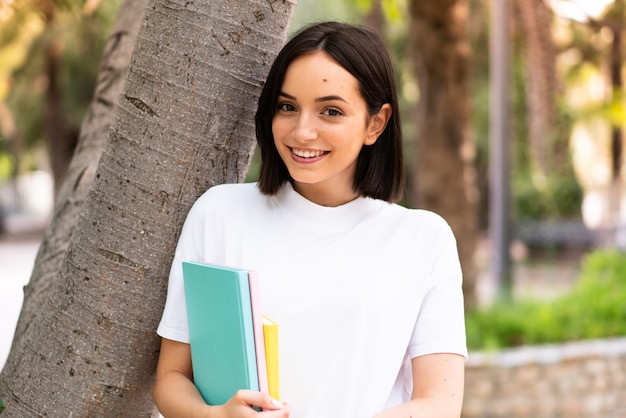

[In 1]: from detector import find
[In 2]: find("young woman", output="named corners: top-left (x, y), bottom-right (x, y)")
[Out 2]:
top-left (153, 21), bottom-right (467, 418)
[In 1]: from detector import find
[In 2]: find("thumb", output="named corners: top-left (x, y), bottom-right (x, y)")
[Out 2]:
top-left (234, 389), bottom-right (284, 410)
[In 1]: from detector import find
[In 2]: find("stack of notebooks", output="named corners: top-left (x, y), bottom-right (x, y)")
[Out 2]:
top-left (183, 261), bottom-right (279, 405)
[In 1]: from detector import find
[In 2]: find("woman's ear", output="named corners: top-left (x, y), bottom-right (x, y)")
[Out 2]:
top-left (365, 103), bottom-right (392, 145)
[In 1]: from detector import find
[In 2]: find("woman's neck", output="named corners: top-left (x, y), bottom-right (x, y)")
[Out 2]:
top-left (291, 182), bottom-right (360, 207)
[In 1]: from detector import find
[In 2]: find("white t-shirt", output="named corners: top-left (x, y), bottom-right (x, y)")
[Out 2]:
top-left (157, 182), bottom-right (467, 418)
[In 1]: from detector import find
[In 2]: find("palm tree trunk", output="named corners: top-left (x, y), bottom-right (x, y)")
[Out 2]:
top-left (408, 0), bottom-right (478, 309)
top-left (515, 0), bottom-right (559, 179)
top-left (608, 21), bottom-right (624, 243)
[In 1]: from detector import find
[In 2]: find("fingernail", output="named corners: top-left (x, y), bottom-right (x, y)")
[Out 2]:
top-left (271, 398), bottom-right (284, 408)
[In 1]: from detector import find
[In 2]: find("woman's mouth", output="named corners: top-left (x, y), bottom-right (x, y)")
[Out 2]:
top-left (291, 148), bottom-right (327, 158)
top-left (289, 148), bottom-right (329, 163)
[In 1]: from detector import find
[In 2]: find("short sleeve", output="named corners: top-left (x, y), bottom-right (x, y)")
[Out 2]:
top-left (156, 192), bottom-right (213, 343)
top-left (156, 253), bottom-right (190, 343)
top-left (407, 223), bottom-right (468, 360)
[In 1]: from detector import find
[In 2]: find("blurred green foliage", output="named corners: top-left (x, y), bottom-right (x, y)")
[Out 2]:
top-left (0, 0), bottom-right (121, 175)
top-left (466, 249), bottom-right (626, 350)
top-left (513, 173), bottom-right (583, 219)
top-left (511, 40), bottom-right (583, 220)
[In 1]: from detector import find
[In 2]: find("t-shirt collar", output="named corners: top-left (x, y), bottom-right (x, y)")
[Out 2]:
top-left (272, 182), bottom-right (384, 234)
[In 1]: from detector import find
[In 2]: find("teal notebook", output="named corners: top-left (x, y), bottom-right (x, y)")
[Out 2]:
top-left (182, 261), bottom-right (260, 405)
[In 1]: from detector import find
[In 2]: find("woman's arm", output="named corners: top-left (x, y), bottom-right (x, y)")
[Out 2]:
top-left (373, 353), bottom-right (465, 418)
top-left (153, 338), bottom-right (213, 417)
top-left (152, 338), bottom-right (290, 417)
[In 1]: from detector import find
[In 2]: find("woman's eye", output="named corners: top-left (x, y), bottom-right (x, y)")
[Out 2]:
top-left (278, 103), bottom-right (296, 112)
top-left (323, 108), bottom-right (343, 117)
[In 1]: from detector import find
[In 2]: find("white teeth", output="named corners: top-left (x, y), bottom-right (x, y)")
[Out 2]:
top-left (293, 149), bottom-right (325, 158)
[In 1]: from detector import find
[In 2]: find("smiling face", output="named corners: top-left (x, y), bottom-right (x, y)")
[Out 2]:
top-left (271, 51), bottom-right (390, 207)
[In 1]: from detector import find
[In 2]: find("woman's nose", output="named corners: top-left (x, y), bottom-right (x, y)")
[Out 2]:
top-left (292, 113), bottom-right (318, 142)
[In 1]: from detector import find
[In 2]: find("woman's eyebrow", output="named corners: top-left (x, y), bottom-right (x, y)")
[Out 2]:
top-left (278, 91), bottom-right (348, 104)
top-left (315, 95), bottom-right (347, 103)
top-left (278, 91), bottom-right (296, 100)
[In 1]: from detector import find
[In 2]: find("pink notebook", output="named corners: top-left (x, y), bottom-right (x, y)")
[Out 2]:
top-left (247, 271), bottom-right (269, 395)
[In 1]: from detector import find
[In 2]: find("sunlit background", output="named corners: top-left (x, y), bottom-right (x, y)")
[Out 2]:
top-left (0, 0), bottom-right (625, 415)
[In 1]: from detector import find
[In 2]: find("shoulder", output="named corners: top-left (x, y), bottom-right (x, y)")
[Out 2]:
top-left (192, 182), bottom-right (263, 209)
top-left (374, 203), bottom-right (459, 257)
top-left (382, 203), bottom-right (454, 235)
top-left (198, 181), bottom-right (261, 200)
top-left (184, 182), bottom-right (266, 224)
top-left (382, 205), bottom-right (462, 282)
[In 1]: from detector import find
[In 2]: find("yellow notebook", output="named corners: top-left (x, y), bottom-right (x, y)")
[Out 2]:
top-left (263, 316), bottom-right (280, 400)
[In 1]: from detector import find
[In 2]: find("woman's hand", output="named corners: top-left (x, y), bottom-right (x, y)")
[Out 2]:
top-left (153, 338), bottom-right (291, 417)
top-left (215, 390), bottom-right (290, 417)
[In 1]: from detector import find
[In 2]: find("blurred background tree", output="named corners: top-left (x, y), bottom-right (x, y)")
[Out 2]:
top-left (0, 0), bottom-right (121, 196)
top-left (556, 0), bottom-right (626, 246)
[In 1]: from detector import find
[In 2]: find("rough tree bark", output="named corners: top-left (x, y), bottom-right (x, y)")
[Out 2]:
top-left (11, 0), bottom-right (148, 344)
top-left (0, 0), bottom-right (295, 415)
top-left (408, 0), bottom-right (479, 309)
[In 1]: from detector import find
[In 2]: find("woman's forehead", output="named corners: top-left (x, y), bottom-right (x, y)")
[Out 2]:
top-left (281, 52), bottom-right (360, 98)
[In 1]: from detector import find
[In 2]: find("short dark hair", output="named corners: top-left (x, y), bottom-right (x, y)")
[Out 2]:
top-left (255, 21), bottom-right (404, 203)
